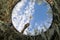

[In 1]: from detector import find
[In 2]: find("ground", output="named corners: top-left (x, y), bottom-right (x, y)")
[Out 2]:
top-left (0, 0), bottom-right (60, 40)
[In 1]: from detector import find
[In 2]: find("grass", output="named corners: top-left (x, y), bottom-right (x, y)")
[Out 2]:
top-left (0, 0), bottom-right (60, 40)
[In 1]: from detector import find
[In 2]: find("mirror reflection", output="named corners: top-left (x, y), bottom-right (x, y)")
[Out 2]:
top-left (12, 0), bottom-right (53, 36)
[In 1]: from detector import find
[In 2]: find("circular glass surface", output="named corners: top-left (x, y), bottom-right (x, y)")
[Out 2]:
top-left (12, 0), bottom-right (53, 36)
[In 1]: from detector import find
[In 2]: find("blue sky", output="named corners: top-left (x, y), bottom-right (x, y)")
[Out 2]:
top-left (12, 0), bottom-right (53, 36)
top-left (27, 1), bottom-right (52, 32)
top-left (31, 2), bottom-right (48, 25)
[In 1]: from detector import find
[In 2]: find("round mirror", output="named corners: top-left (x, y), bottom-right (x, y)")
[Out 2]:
top-left (12, 0), bottom-right (53, 36)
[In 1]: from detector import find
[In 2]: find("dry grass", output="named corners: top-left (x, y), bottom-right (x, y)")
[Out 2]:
top-left (0, 0), bottom-right (60, 40)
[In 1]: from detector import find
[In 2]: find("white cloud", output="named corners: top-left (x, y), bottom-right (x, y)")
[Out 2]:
top-left (12, 0), bottom-right (36, 35)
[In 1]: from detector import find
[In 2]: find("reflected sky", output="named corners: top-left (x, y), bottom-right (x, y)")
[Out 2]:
top-left (12, 0), bottom-right (53, 36)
